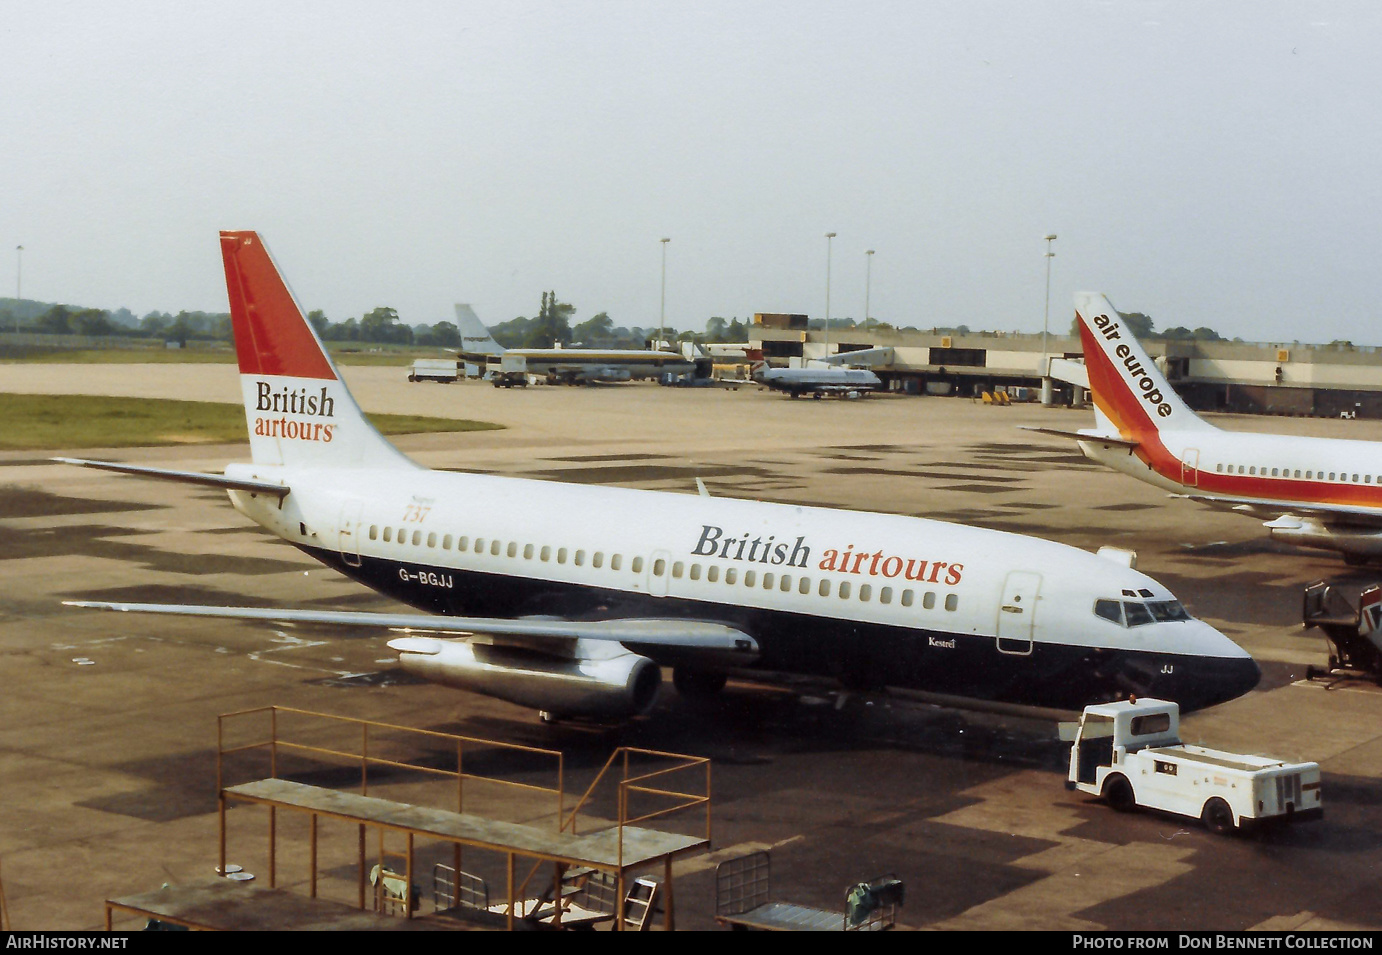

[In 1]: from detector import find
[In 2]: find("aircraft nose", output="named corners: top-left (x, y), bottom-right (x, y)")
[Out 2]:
top-left (1172, 623), bottom-right (1261, 711)
top-left (1183, 654), bottom-right (1261, 711)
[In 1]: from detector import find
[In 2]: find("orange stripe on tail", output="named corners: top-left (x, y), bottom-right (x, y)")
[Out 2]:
top-left (1077, 311), bottom-right (1156, 438)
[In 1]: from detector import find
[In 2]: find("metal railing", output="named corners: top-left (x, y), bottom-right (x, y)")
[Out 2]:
top-left (562, 746), bottom-right (711, 869)
top-left (216, 705), bottom-right (566, 820)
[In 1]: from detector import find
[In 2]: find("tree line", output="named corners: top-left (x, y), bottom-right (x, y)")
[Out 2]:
top-left (484, 292), bottom-right (751, 349)
top-left (0, 294), bottom-right (754, 350)
top-left (4, 296), bottom-right (1236, 350)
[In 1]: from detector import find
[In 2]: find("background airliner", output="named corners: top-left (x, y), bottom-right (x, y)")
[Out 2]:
top-left (58, 237), bottom-right (1259, 721)
top-left (451, 302), bottom-right (693, 385)
top-left (1034, 292), bottom-right (1382, 563)
top-left (752, 362), bottom-right (883, 399)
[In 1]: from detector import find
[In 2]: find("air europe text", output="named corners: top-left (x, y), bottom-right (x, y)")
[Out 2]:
top-left (1091, 312), bottom-right (1174, 418)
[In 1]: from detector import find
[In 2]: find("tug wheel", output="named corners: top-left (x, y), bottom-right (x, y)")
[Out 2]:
top-left (1104, 775), bottom-right (1136, 813)
top-left (1202, 797), bottom-right (1236, 834)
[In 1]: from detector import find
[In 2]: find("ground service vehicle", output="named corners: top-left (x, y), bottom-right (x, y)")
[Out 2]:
top-left (1302, 579), bottom-right (1382, 682)
top-left (713, 851), bottom-right (903, 931)
top-left (408, 359), bottom-right (461, 383)
top-left (1067, 698), bottom-right (1322, 833)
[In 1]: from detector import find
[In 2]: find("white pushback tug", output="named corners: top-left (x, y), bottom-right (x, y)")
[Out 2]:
top-left (1066, 697), bottom-right (1322, 833)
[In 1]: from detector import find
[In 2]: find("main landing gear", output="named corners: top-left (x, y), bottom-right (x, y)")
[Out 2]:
top-left (672, 667), bottom-right (728, 699)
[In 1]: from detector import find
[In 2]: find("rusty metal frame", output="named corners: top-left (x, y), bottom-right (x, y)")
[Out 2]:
top-left (214, 708), bottom-right (709, 931)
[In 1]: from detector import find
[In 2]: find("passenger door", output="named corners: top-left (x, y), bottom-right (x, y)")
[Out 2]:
top-left (996, 571), bottom-right (1040, 655)
top-left (338, 501), bottom-right (363, 568)
top-left (1181, 448), bottom-right (1199, 487)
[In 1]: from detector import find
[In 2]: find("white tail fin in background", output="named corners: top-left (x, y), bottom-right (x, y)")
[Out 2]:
top-left (1074, 292), bottom-right (1216, 438)
top-left (220, 231), bottom-right (416, 470)
top-left (453, 303), bottom-right (505, 356)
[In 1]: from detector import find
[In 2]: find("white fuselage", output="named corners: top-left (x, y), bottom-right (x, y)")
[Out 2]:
top-left (221, 459), bottom-right (1259, 712)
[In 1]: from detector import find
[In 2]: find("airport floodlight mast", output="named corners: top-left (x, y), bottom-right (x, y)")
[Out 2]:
top-left (865, 249), bottom-right (875, 326)
top-left (659, 237), bottom-right (670, 351)
top-left (1042, 234), bottom-right (1057, 363)
top-left (14, 245), bottom-right (21, 331)
top-left (824, 232), bottom-right (836, 356)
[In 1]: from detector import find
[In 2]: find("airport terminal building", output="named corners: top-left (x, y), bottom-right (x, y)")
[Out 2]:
top-left (748, 314), bottom-right (1382, 418)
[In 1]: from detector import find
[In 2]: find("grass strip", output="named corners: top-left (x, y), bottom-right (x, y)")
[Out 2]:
top-left (0, 346), bottom-right (452, 366)
top-left (0, 394), bottom-right (502, 450)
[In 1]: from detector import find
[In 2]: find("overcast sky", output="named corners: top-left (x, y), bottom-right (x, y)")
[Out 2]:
top-left (3, 1), bottom-right (1380, 344)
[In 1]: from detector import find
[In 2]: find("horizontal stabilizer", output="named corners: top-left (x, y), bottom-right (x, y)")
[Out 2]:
top-left (1017, 427), bottom-right (1139, 449)
top-left (1047, 357), bottom-right (1089, 389)
top-left (53, 458), bottom-right (290, 498)
top-left (62, 601), bottom-right (760, 653)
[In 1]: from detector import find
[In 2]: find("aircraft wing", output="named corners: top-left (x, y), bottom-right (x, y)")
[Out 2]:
top-left (1017, 426), bottom-right (1140, 449)
top-left (54, 458), bottom-right (290, 498)
top-left (62, 600), bottom-right (759, 654)
top-left (1174, 493), bottom-right (1382, 528)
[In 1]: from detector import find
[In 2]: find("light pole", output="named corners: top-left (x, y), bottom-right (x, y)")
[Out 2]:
top-left (1042, 234), bottom-right (1057, 360)
top-left (1042, 234), bottom-right (1057, 405)
top-left (658, 237), bottom-right (670, 351)
top-left (824, 232), bottom-right (836, 357)
top-left (14, 245), bottom-right (21, 332)
top-left (864, 249), bottom-right (875, 327)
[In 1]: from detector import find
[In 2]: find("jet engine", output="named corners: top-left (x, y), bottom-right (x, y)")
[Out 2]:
top-left (387, 636), bottom-right (661, 719)
top-left (586, 367), bottom-right (632, 383)
top-left (1265, 516), bottom-right (1382, 561)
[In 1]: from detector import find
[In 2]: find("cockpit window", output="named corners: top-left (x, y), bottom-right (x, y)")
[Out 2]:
top-left (1094, 599), bottom-right (1123, 625)
top-left (1147, 600), bottom-right (1191, 622)
top-left (1123, 601), bottom-right (1154, 627)
top-left (1096, 598), bottom-right (1191, 627)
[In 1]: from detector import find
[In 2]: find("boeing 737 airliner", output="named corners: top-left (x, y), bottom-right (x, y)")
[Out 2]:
top-left (450, 302), bottom-right (693, 385)
top-left (752, 362), bottom-right (883, 399)
top-left (58, 236), bottom-right (1259, 720)
top-left (1033, 292), bottom-right (1382, 564)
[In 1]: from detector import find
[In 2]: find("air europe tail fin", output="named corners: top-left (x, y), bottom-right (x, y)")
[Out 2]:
top-left (1074, 292), bottom-right (1216, 438)
top-left (220, 231), bottom-right (416, 470)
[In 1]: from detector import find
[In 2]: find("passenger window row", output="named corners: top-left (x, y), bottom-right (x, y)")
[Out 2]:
top-left (1215, 463), bottom-right (1379, 484)
top-left (364, 524), bottom-right (959, 612)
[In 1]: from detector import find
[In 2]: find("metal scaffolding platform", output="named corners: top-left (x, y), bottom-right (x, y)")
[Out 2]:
top-left (105, 707), bottom-right (712, 931)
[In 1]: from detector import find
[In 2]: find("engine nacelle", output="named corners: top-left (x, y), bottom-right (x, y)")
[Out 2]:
top-left (1266, 517), bottom-right (1382, 558)
top-left (387, 636), bottom-right (661, 719)
top-left (586, 367), bottom-right (632, 383)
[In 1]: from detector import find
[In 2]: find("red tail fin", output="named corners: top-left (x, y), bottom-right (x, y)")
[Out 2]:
top-left (1074, 292), bottom-right (1213, 436)
top-left (220, 231), bottom-right (414, 470)
top-left (220, 231), bottom-right (337, 380)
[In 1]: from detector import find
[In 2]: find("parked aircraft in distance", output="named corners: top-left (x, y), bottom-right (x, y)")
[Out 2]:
top-left (58, 238), bottom-right (1259, 722)
top-left (752, 362), bottom-right (883, 399)
top-left (1031, 292), bottom-right (1382, 564)
top-left (451, 303), bottom-right (693, 385)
